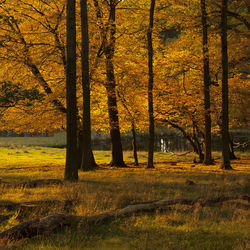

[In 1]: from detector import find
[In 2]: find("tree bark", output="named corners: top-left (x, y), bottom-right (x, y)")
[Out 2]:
top-left (228, 133), bottom-right (237, 160)
top-left (221, 0), bottom-right (233, 170)
top-left (147, 0), bottom-right (156, 169)
top-left (104, 1), bottom-right (125, 167)
top-left (80, 0), bottom-right (95, 171)
top-left (64, 0), bottom-right (78, 181)
top-left (201, 0), bottom-right (213, 165)
top-left (193, 131), bottom-right (204, 163)
top-left (131, 122), bottom-right (139, 166)
top-left (77, 129), bottom-right (97, 170)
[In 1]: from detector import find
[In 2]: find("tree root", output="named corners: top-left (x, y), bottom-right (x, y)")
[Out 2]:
top-left (1, 195), bottom-right (249, 241)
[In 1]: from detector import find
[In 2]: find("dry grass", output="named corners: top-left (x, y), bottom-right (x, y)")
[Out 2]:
top-left (0, 146), bottom-right (249, 249)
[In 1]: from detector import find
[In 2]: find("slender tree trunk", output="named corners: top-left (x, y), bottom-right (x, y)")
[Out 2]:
top-left (147, 0), bottom-right (156, 169)
top-left (64, 0), bottom-right (78, 181)
top-left (80, 0), bottom-right (95, 171)
top-left (192, 125), bottom-right (204, 163)
top-left (77, 129), bottom-right (83, 169)
top-left (105, 1), bottom-right (125, 167)
top-left (228, 133), bottom-right (237, 160)
top-left (221, 0), bottom-right (233, 170)
top-left (131, 122), bottom-right (139, 166)
top-left (201, 0), bottom-right (213, 165)
top-left (193, 133), bottom-right (204, 163)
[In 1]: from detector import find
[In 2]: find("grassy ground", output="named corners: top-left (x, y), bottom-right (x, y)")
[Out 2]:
top-left (0, 133), bottom-right (66, 148)
top-left (0, 144), bottom-right (249, 249)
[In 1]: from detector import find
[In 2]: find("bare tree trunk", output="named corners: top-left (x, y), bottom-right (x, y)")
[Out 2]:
top-left (106, 84), bottom-right (125, 166)
top-left (228, 133), bottom-right (237, 160)
top-left (147, 0), bottom-right (156, 169)
top-left (131, 122), bottom-right (139, 166)
top-left (64, 0), bottom-right (78, 181)
top-left (201, 0), bottom-right (213, 165)
top-left (80, 0), bottom-right (95, 171)
top-left (105, 0), bottom-right (125, 167)
top-left (193, 132), bottom-right (204, 163)
top-left (77, 129), bottom-right (97, 170)
top-left (221, 0), bottom-right (233, 170)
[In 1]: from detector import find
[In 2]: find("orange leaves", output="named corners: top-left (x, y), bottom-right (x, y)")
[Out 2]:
top-left (0, 0), bottom-right (248, 135)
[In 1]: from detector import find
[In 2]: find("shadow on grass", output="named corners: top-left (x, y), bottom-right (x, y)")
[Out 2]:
top-left (11, 215), bottom-right (247, 250)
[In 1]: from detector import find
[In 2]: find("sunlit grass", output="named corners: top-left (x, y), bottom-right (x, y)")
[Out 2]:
top-left (0, 146), bottom-right (249, 249)
top-left (0, 133), bottom-right (66, 148)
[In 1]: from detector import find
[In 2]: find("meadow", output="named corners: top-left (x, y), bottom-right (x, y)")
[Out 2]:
top-left (0, 137), bottom-right (249, 249)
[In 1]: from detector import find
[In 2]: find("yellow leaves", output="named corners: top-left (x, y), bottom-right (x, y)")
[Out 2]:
top-left (0, 0), bottom-right (248, 136)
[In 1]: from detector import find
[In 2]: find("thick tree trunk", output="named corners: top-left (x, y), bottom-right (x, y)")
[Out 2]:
top-left (64, 0), bottom-right (78, 181)
top-left (106, 85), bottom-right (125, 166)
top-left (131, 122), bottom-right (139, 166)
top-left (147, 0), bottom-right (156, 169)
top-left (80, 0), bottom-right (95, 171)
top-left (201, 0), bottom-right (213, 165)
top-left (221, 0), bottom-right (233, 170)
top-left (104, 1), bottom-right (125, 167)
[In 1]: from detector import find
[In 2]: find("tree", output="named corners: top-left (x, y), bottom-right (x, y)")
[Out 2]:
top-left (64, 0), bottom-right (79, 181)
top-left (93, 0), bottom-right (125, 167)
top-left (80, 0), bottom-right (95, 171)
top-left (0, 1), bottom-right (98, 168)
top-left (0, 1), bottom-right (68, 131)
top-left (147, 0), bottom-right (156, 169)
top-left (105, 0), bottom-right (125, 167)
top-left (117, 89), bottom-right (140, 165)
top-left (201, 0), bottom-right (213, 165)
top-left (0, 0), bottom-right (248, 168)
top-left (220, 0), bottom-right (232, 170)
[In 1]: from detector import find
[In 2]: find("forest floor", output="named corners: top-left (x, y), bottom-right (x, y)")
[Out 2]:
top-left (0, 144), bottom-right (249, 249)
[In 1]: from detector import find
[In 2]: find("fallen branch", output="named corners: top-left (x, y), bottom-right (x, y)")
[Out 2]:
top-left (167, 151), bottom-right (192, 156)
top-left (1, 195), bottom-right (249, 241)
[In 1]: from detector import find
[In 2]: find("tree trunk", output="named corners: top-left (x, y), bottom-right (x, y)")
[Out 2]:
top-left (201, 0), bottom-right (213, 165)
top-left (193, 133), bottom-right (204, 163)
top-left (147, 0), bottom-right (156, 169)
top-left (106, 85), bottom-right (125, 166)
top-left (104, 1), bottom-right (125, 167)
top-left (221, 0), bottom-right (233, 170)
top-left (131, 122), bottom-right (139, 166)
top-left (64, 0), bottom-right (78, 181)
top-left (228, 133), bottom-right (237, 160)
top-left (77, 129), bottom-right (97, 170)
top-left (80, 0), bottom-right (95, 171)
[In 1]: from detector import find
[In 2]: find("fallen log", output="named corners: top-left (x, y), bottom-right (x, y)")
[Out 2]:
top-left (1, 195), bottom-right (249, 241)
